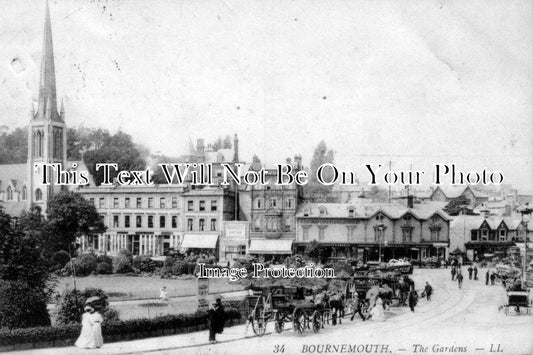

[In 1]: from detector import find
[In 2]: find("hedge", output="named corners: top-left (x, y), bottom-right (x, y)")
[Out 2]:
top-left (0, 308), bottom-right (242, 350)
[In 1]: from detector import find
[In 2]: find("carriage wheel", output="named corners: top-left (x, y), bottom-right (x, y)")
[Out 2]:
top-left (292, 309), bottom-right (306, 334)
top-left (275, 313), bottom-right (284, 333)
top-left (252, 315), bottom-right (267, 336)
top-left (312, 311), bottom-right (321, 333)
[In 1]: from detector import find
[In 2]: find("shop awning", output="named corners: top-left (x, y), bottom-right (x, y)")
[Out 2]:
top-left (249, 239), bottom-right (293, 254)
top-left (180, 234), bottom-right (218, 249)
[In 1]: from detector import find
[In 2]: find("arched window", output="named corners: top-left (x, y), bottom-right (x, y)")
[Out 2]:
top-left (22, 186), bottom-right (27, 200)
top-left (35, 188), bottom-right (43, 201)
top-left (7, 186), bottom-right (13, 200)
top-left (36, 131), bottom-right (43, 158)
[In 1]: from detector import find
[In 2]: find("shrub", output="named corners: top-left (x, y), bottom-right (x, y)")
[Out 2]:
top-left (55, 288), bottom-right (118, 325)
top-left (97, 254), bottom-right (113, 265)
top-left (51, 251), bottom-right (71, 269)
top-left (133, 255), bottom-right (157, 273)
top-left (96, 262), bottom-right (112, 275)
top-left (0, 280), bottom-right (50, 329)
top-left (75, 253), bottom-right (98, 276)
top-left (113, 249), bottom-right (134, 274)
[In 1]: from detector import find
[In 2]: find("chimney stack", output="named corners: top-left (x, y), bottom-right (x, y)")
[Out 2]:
top-left (407, 195), bottom-right (414, 209)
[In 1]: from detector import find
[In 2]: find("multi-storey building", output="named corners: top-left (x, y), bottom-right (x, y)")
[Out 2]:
top-left (294, 197), bottom-right (451, 262)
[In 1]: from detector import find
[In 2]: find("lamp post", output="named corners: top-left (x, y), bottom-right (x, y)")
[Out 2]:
top-left (520, 205), bottom-right (532, 289)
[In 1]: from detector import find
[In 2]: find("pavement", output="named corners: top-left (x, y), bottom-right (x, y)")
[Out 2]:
top-left (11, 268), bottom-right (533, 355)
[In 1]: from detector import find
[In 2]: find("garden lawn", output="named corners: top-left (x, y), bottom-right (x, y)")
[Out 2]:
top-left (53, 276), bottom-right (245, 300)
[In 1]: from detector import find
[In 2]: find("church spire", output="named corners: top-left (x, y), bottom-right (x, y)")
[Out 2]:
top-left (37, 0), bottom-right (59, 121)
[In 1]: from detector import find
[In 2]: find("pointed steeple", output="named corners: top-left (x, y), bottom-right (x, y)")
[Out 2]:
top-left (37, 0), bottom-right (59, 121)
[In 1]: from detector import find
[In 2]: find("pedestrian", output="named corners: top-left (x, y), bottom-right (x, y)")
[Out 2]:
top-left (160, 286), bottom-right (168, 302)
top-left (208, 297), bottom-right (226, 343)
top-left (75, 299), bottom-right (104, 349)
top-left (424, 282), bottom-right (433, 301)
top-left (474, 265), bottom-right (478, 280)
top-left (451, 266), bottom-right (456, 281)
top-left (485, 270), bottom-right (489, 285)
top-left (408, 287), bottom-right (418, 312)
top-left (368, 296), bottom-right (385, 321)
top-left (457, 271), bottom-right (464, 289)
top-left (490, 272), bottom-right (496, 285)
top-left (467, 266), bottom-right (473, 280)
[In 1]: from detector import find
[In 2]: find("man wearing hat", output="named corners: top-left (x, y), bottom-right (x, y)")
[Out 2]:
top-left (208, 297), bottom-right (226, 343)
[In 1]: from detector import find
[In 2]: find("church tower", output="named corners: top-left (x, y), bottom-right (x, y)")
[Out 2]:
top-left (27, 0), bottom-right (67, 211)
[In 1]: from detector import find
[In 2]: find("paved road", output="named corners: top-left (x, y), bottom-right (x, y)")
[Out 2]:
top-left (14, 268), bottom-right (533, 355)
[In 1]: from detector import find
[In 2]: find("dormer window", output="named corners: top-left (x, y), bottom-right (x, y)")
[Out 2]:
top-left (376, 213), bottom-right (384, 221)
top-left (303, 208), bottom-right (310, 217)
top-left (319, 206), bottom-right (327, 216)
top-left (348, 207), bottom-right (355, 218)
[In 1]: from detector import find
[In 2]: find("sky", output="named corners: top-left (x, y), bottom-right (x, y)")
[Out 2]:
top-left (0, 0), bottom-right (532, 191)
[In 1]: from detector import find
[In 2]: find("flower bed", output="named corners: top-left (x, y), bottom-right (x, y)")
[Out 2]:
top-left (0, 308), bottom-right (242, 352)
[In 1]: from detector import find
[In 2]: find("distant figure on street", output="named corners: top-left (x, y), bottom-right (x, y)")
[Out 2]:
top-left (408, 287), bottom-right (418, 312)
top-left (368, 296), bottom-right (385, 321)
top-left (473, 266), bottom-right (478, 280)
top-left (208, 297), bottom-right (226, 343)
top-left (490, 272), bottom-right (496, 285)
top-left (424, 282), bottom-right (433, 301)
top-left (467, 266), bottom-right (473, 280)
top-left (160, 286), bottom-right (168, 302)
top-left (457, 272), bottom-right (464, 289)
top-left (485, 270), bottom-right (490, 285)
top-left (451, 267), bottom-right (457, 281)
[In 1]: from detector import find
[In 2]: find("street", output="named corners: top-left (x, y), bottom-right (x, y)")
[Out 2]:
top-left (14, 268), bottom-right (533, 355)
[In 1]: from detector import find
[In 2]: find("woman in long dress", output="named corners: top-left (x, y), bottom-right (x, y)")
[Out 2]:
top-left (368, 296), bottom-right (385, 321)
top-left (75, 305), bottom-right (104, 349)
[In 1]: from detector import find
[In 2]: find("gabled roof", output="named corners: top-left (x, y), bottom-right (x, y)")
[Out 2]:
top-left (0, 164), bottom-right (27, 191)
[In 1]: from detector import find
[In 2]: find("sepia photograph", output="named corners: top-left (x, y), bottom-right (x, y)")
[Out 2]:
top-left (0, 0), bottom-right (531, 354)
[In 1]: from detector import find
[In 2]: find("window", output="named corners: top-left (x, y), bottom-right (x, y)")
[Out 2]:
top-left (99, 198), bottom-right (105, 208)
top-left (187, 201), bottom-right (193, 211)
top-left (431, 230), bottom-right (439, 241)
top-left (285, 198), bottom-right (293, 209)
top-left (125, 215), bottom-right (130, 228)
top-left (402, 228), bottom-right (412, 242)
top-left (22, 186), bottom-right (27, 200)
top-left (35, 188), bottom-right (43, 201)
top-left (256, 198), bottom-right (263, 209)
top-left (113, 215), bottom-right (119, 228)
top-left (269, 198), bottom-right (277, 208)
top-left (318, 226), bottom-right (326, 241)
top-left (211, 218), bottom-right (217, 231)
top-left (136, 215), bottom-right (142, 228)
top-left (125, 197), bottom-right (130, 208)
top-left (346, 226), bottom-right (356, 241)
top-left (499, 230), bottom-right (506, 241)
top-left (137, 198), bottom-right (142, 208)
top-left (160, 198), bottom-right (166, 209)
top-left (211, 200), bottom-right (217, 211)
top-left (172, 216), bottom-right (178, 228)
top-left (348, 208), bottom-right (355, 218)
top-left (113, 198), bottom-right (119, 208)
top-left (199, 219), bottom-right (205, 231)
top-left (148, 216), bottom-right (154, 228)
top-left (266, 217), bottom-right (278, 231)
top-left (481, 230), bottom-right (488, 241)
top-left (374, 225), bottom-right (386, 241)
top-left (187, 218), bottom-right (193, 231)
top-left (160, 215), bottom-right (166, 228)
top-left (284, 217), bottom-right (291, 232)
top-left (199, 201), bottom-right (205, 211)
top-left (471, 230), bottom-right (478, 241)
top-left (89, 197), bottom-right (95, 206)
top-left (6, 186), bottom-right (13, 200)
top-left (319, 207), bottom-right (327, 216)
top-left (172, 197), bottom-right (178, 208)
top-left (302, 226), bottom-right (310, 241)
top-left (148, 198), bottom-right (154, 208)
top-left (254, 217), bottom-right (262, 232)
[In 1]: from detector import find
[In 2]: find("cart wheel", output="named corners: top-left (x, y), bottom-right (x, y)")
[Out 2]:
top-left (275, 313), bottom-right (284, 333)
top-left (292, 309), bottom-right (305, 334)
top-left (252, 318), bottom-right (266, 336)
top-left (312, 311), bottom-right (321, 333)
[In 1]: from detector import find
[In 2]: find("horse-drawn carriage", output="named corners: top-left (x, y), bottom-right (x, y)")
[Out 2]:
top-left (246, 285), bottom-right (322, 336)
top-left (499, 285), bottom-right (532, 316)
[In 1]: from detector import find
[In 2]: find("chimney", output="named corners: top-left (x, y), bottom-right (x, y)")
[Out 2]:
top-left (294, 155), bottom-right (302, 170)
top-left (407, 195), bottom-right (414, 208)
top-left (233, 134), bottom-right (239, 163)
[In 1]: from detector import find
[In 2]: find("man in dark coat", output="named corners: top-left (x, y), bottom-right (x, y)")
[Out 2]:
top-left (424, 282), bottom-right (433, 301)
top-left (408, 287), bottom-right (418, 312)
top-left (208, 298), bottom-right (225, 343)
top-left (467, 266), bottom-right (473, 280)
top-left (457, 271), bottom-right (464, 288)
top-left (490, 272), bottom-right (496, 285)
top-left (473, 266), bottom-right (478, 280)
top-left (485, 270), bottom-right (490, 285)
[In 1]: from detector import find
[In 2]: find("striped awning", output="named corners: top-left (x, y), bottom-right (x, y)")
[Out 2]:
top-left (248, 239), bottom-right (293, 254)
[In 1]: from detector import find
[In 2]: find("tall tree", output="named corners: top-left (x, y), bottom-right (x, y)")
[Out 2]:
top-left (45, 191), bottom-right (106, 254)
top-left (0, 127), bottom-right (27, 164)
top-left (308, 140), bottom-right (335, 193)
